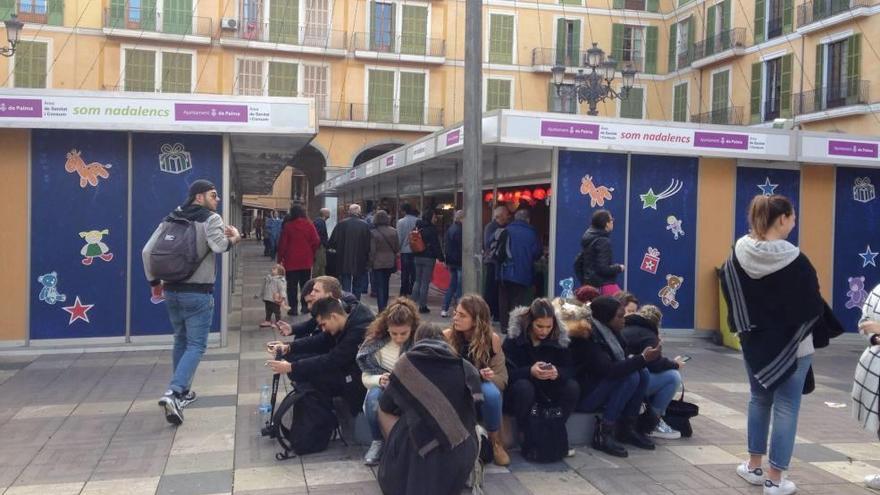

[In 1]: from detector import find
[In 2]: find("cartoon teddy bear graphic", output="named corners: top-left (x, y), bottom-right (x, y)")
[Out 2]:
top-left (658, 274), bottom-right (684, 309)
top-left (37, 271), bottom-right (67, 305)
top-left (559, 277), bottom-right (575, 299)
top-left (79, 229), bottom-right (114, 266)
top-left (846, 276), bottom-right (869, 309)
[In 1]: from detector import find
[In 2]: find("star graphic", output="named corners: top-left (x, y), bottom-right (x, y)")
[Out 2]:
top-left (62, 296), bottom-right (94, 325)
top-left (860, 245), bottom-right (879, 268)
top-left (757, 177), bottom-right (779, 196)
top-left (640, 188), bottom-right (659, 209)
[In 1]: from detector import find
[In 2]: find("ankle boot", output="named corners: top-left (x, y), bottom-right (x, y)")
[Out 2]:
top-left (618, 417), bottom-right (656, 450)
top-left (592, 420), bottom-right (628, 458)
top-left (488, 430), bottom-right (510, 466)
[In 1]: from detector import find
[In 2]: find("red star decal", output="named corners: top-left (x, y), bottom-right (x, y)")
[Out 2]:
top-left (62, 296), bottom-right (94, 325)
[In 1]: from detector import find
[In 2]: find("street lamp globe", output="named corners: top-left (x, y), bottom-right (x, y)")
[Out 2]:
top-left (601, 59), bottom-right (617, 81)
top-left (4, 14), bottom-right (22, 48)
top-left (550, 64), bottom-right (566, 87)
top-left (622, 65), bottom-right (637, 91)
top-left (586, 43), bottom-right (604, 68)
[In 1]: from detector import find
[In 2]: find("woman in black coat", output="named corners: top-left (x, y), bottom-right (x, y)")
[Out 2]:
top-left (503, 299), bottom-right (580, 436)
top-left (411, 210), bottom-right (443, 313)
top-left (578, 209), bottom-right (624, 295)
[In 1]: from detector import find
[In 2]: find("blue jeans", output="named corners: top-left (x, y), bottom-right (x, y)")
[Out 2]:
top-left (646, 369), bottom-right (682, 417)
top-left (340, 271), bottom-right (368, 300)
top-left (443, 266), bottom-right (462, 311)
top-left (578, 369), bottom-right (649, 423)
top-left (480, 381), bottom-right (503, 432)
top-left (372, 268), bottom-right (394, 312)
top-left (746, 354), bottom-right (813, 471)
top-left (412, 257), bottom-right (436, 308)
top-left (399, 253), bottom-right (416, 296)
top-left (165, 290), bottom-right (214, 394)
top-left (364, 386), bottom-right (383, 441)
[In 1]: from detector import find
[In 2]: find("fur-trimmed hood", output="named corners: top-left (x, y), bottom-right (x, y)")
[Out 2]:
top-left (506, 306), bottom-right (571, 348)
top-left (551, 298), bottom-right (592, 339)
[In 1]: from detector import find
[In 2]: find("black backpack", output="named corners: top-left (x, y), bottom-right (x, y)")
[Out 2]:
top-left (270, 386), bottom-right (339, 460)
top-left (487, 227), bottom-right (510, 265)
top-left (521, 401), bottom-right (569, 463)
top-left (148, 218), bottom-right (206, 282)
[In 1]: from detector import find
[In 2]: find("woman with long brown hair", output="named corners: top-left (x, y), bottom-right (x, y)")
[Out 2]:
top-left (442, 294), bottom-right (509, 465)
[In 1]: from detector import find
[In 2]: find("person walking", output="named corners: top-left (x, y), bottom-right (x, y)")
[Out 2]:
top-left (720, 194), bottom-right (842, 495)
top-left (277, 204), bottom-right (320, 316)
top-left (578, 209), bottom-right (624, 295)
top-left (254, 213), bottom-right (264, 241)
top-left (313, 208), bottom-right (331, 277)
top-left (441, 210), bottom-right (463, 318)
top-left (497, 209), bottom-right (540, 331)
top-left (329, 204), bottom-right (372, 299)
top-left (369, 210), bottom-right (400, 312)
top-left (412, 209), bottom-right (443, 314)
top-left (483, 205), bottom-right (511, 321)
top-left (396, 204), bottom-right (419, 297)
top-left (142, 179), bottom-right (241, 425)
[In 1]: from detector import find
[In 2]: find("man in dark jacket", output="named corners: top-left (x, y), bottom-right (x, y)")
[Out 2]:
top-left (329, 204), bottom-right (372, 300)
top-left (267, 296), bottom-right (374, 415)
top-left (498, 209), bottom-right (540, 331)
top-left (313, 208), bottom-right (331, 277)
top-left (276, 276), bottom-right (356, 339)
top-left (579, 209), bottom-right (624, 292)
top-left (441, 210), bottom-right (463, 317)
top-left (483, 205), bottom-right (511, 320)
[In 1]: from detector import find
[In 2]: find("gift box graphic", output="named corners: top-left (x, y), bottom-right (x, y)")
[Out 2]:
top-left (853, 177), bottom-right (876, 203)
top-left (158, 143), bottom-right (192, 174)
top-left (640, 247), bottom-right (661, 274)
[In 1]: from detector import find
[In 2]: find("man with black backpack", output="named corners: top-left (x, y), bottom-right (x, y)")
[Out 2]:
top-left (143, 179), bottom-right (241, 426)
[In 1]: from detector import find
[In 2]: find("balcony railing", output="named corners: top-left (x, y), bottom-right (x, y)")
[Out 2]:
top-left (351, 32), bottom-right (446, 58)
top-left (767, 16), bottom-right (784, 39)
top-left (222, 22), bottom-right (348, 50)
top-left (322, 101), bottom-right (444, 126)
top-left (691, 106), bottom-right (743, 125)
top-left (676, 50), bottom-right (692, 69)
top-left (794, 78), bottom-right (870, 115)
top-left (13, 0), bottom-right (63, 25)
top-left (104, 6), bottom-right (212, 37)
top-left (531, 48), bottom-right (583, 67)
top-left (797, 0), bottom-right (868, 26)
top-left (692, 28), bottom-right (747, 61)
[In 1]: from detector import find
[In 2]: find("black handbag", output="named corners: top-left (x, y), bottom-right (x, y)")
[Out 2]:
top-left (663, 387), bottom-right (699, 438)
top-left (521, 400), bottom-right (569, 463)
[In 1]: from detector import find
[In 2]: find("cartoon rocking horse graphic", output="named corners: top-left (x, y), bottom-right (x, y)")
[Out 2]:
top-left (65, 149), bottom-right (112, 188)
top-left (580, 175), bottom-right (615, 208)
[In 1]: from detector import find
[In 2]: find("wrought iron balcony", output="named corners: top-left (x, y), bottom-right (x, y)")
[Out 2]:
top-left (104, 6), bottom-right (212, 37)
top-left (351, 32), bottom-right (446, 58)
top-left (532, 48), bottom-right (643, 72)
top-left (322, 101), bottom-right (444, 127)
top-left (222, 22), bottom-right (348, 51)
top-left (691, 28), bottom-right (747, 63)
top-left (798, 0), bottom-right (869, 26)
top-left (15, 0), bottom-right (63, 25)
top-left (690, 106), bottom-right (743, 125)
top-left (794, 78), bottom-right (870, 115)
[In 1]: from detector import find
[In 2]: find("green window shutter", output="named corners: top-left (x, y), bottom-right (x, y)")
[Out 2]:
top-left (268, 62), bottom-right (298, 97)
top-left (401, 5), bottom-right (428, 55)
top-left (613, 0), bottom-right (624, 9)
top-left (570, 21), bottom-right (581, 65)
top-left (368, 69), bottom-right (395, 122)
top-left (14, 41), bottom-right (47, 88)
top-left (647, 0), bottom-right (659, 12)
top-left (47, 0), bottom-right (63, 25)
top-left (814, 44), bottom-right (824, 110)
top-left (489, 14), bottom-right (514, 64)
top-left (125, 49), bottom-right (156, 92)
top-left (620, 87), bottom-right (644, 118)
top-left (686, 17), bottom-right (695, 63)
top-left (611, 24), bottom-right (623, 66)
top-left (163, 0), bottom-right (192, 35)
top-left (667, 23), bottom-right (677, 72)
top-left (555, 18), bottom-right (566, 65)
top-left (645, 26), bottom-right (658, 74)
top-left (722, 0), bottom-right (732, 30)
top-left (0, 0), bottom-right (13, 23)
top-left (754, 0), bottom-right (765, 43)
top-left (141, 0), bottom-right (157, 31)
top-left (161, 52), bottom-right (191, 93)
top-left (108, 0), bottom-right (124, 28)
top-left (679, 0), bottom-right (693, 5)
top-left (673, 83), bottom-right (688, 121)
top-left (399, 72), bottom-right (426, 124)
top-left (712, 70), bottom-right (729, 111)
top-left (782, 0), bottom-right (793, 33)
top-left (269, 0), bottom-right (298, 44)
top-left (487, 79), bottom-right (511, 111)
top-left (706, 6), bottom-right (716, 54)
top-left (847, 34), bottom-right (861, 101)
top-left (780, 53), bottom-right (792, 117)
top-left (749, 62), bottom-right (762, 123)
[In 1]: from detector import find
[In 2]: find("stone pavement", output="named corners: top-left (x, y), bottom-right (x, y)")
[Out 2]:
top-left (2, 240), bottom-right (880, 494)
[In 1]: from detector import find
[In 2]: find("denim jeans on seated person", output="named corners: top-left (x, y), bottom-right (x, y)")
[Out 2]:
top-left (364, 386), bottom-right (384, 441)
top-left (577, 369), bottom-right (649, 423)
top-left (480, 381), bottom-right (503, 432)
top-left (166, 290), bottom-right (214, 394)
top-left (646, 369), bottom-right (682, 417)
top-left (746, 354), bottom-right (813, 471)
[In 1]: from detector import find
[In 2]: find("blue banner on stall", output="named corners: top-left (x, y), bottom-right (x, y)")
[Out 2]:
top-left (553, 150), bottom-right (628, 298)
top-left (30, 130), bottom-right (129, 339)
top-left (625, 155), bottom-right (698, 329)
top-left (734, 167), bottom-right (800, 243)
top-left (130, 133), bottom-right (224, 336)
top-left (833, 167), bottom-right (880, 332)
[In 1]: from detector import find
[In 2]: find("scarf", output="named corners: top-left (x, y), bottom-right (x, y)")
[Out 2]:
top-left (592, 319), bottom-right (626, 361)
top-left (356, 336), bottom-right (411, 376)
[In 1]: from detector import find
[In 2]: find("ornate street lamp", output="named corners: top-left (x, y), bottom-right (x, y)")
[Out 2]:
top-left (0, 14), bottom-right (23, 57)
top-left (551, 42), bottom-right (638, 116)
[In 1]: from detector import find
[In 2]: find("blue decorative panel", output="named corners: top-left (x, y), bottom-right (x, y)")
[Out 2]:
top-left (734, 167), bottom-right (801, 243)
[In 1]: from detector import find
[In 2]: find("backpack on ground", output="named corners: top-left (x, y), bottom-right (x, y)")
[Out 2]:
top-left (409, 229), bottom-right (426, 253)
top-left (148, 218), bottom-right (206, 282)
top-left (270, 386), bottom-right (339, 460)
top-left (487, 227), bottom-right (510, 265)
top-left (521, 401), bottom-right (569, 463)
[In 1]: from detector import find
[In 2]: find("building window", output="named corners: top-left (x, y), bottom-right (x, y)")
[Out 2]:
top-left (763, 58), bottom-right (781, 120)
top-left (399, 71), bottom-right (426, 124)
top-left (824, 39), bottom-right (849, 106)
top-left (240, 0), bottom-right (263, 40)
top-left (367, 69), bottom-right (395, 122)
top-left (303, 0), bottom-right (330, 44)
top-left (124, 48), bottom-right (156, 92)
top-left (548, 83), bottom-right (577, 114)
top-left (675, 18), bottom-right (690, 68)
top-left (767, 0), bottom-right (783, 39)
top-left (400, 4), bottom-right (428, 55)
top-left (711, 70), bottom-right (730, 123)
top-left (236, 58), bottom-right (264, 95)
top-left (269, 0), bottom-right (298, 44)
top-left (619, 87), bottom-right (644, 118)
top-left (555, 19), bottom-right (581, 66)
top-left (13, 40), bottom-right (48, 88)
top-left (673, 82), bottom-right (688, 122)
top-left (109, 0), bottom-right (190, 33)
top-left (365, 68), bottom-right (426, 124)
top-left (370, 2), bottom-right (395, 51)
top-left (303, 65), bottom-right (329, 117)
top-left (268, 61), bottom-right (298, 97)
top-left (486, 78), bottom-right (512, 111)
top-left (162, 52), bottom-right (192, 93)
top-left (488, 13), bottom-right (515, 64)
top-left (163, 0), bottom-right (193, 35)
top-left (16, 0), bottom-right (63, 25)
top-left (625, 0), bottom-right (646, 10)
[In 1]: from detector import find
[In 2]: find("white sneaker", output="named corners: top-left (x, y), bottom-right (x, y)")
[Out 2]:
top-left (736, 462), bottom-right (764, 486)
top-left (648, 418), bottom-right (681, 439)
top-left (440, 310), bottom-right (449, 318)
top-left (866, 474), bottom-right (880, 490)
top-left (763, 478), bottom-right (796, 495)
top-left (364, 440), bottom-right (384, 466)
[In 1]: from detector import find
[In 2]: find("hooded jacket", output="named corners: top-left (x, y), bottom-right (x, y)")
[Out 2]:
top-left (621, 314), bottom-right (678, 373)
top-left (503, 306), bottom-right (574, 387)
top-left (578, 227), bottom-right (622, 287)
top-left (414, 219), bottom-right (444, 260)
top-left (277, 217), bottom-right (320, 271)
top-left (289, 292), bottom-right (359, 339)
top-left (569, 318), bottom-right (648, 400)
top-left (142, 204), bottom-right (231, 291)
top-left (499, 220), bottom-right (540, 286)
top-left (445, 221), bottom-right (463, 268)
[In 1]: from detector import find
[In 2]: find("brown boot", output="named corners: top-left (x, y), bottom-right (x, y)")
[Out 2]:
top-left (488, 431), bottom-right (510, 466)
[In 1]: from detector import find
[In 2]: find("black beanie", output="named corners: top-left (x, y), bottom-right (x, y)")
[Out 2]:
top-left (590, 296), bottom-right (621, 326)
top-left (186, 179), bottom-right (216, 204)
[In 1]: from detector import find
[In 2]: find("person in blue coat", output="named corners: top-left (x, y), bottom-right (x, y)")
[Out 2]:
top-left (498, 208), bottom-right (541, 331)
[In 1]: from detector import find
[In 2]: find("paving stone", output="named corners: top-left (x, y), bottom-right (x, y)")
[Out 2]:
top-left (302, 460), bottom-right (375, 485)
top-left (232, 466), bottom-right (306, 492)
top-left (793, 442), bottom-right (854, 462)
top-left (169, 406), bottom-right (236, 456)
top-left (156, 470), bottom-right (233, 495)
top-left (165, 450), bottom-right (235, 475)
top-left (479, 472), bottom-right (535, 495)
top-left (825, 443), bottom-right (880, 461)
top-left (186, 394), bottom-right (238, 409)
top-left (4, 481), bottom-right (85, 495)
top-left (577, 467), bottom-right (673, 494)
top-left (811, 460), bottom-right (880, 483)
top-left (80, 476), bottom-right (161, 495)
top-left (513, 470), bottom-right (603, 494)
top-left (639, 464), bottom-right (730, 491)
top-left (11, 403), bottom-right (77, 420)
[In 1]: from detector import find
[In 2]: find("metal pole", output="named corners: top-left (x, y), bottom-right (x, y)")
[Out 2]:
top-left (462, 0), bottom-right (483, 295)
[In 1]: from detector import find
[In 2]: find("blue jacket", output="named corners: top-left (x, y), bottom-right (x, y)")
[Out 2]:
top-left (445, 221), bottom-right (463, 267)
top-left (499, 220), bottom-right (540, 286)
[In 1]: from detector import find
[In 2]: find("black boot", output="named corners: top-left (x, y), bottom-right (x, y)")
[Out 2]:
top-left (617, 417), bottom-right (655, 450)
top-left (592, 418), bottom-right (628, 458)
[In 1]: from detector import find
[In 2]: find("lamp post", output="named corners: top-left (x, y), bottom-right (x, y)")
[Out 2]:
top-left (0, 14), bottom-right (23, 57)
top-left (551, 42), bottom-right (637, 116)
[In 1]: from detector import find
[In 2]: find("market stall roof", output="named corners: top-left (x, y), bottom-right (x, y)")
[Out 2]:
top-left (0, 88), bottom-right (317, 195)
top-left (315, 109), bottom-right (880, 197)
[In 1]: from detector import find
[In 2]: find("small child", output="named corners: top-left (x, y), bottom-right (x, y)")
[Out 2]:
top-left (260, 264), bottom-right (288, 327)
